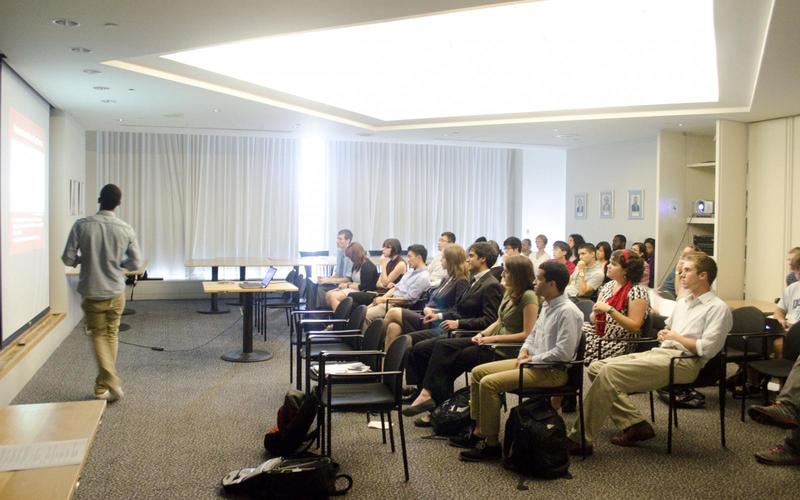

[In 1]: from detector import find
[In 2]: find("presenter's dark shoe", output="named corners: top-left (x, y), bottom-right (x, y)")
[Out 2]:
top-left (566, 438), bottom-right (593, 456)
top-left (459, 441), bottom-right (501, 462)
top-left (402, 399), bottom-right (435, 416)
top-left (755, 442), bottom-right (800, 466)
top-left (610, 421), bottom-right (655, 447)
top-left (748, 403), bottom-right (799, 429)
top-left (448, 433), bottom-right (481, 449)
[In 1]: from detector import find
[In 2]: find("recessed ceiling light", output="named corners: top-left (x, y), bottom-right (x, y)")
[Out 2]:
top-left (93, 86), bottom-right (110, 91)
top-left (116, 118), bottom-right (124, 122)
top-left (212, 108), bottom-right (220, 113)
top-left (678, 123), bottom-right (685, 127)
top-left (83, 68), bottom-right (102, 74)
top-left (71, 47), bottom-right (92, 54)
top-left (128, 88), bottom-right (135, 91)
top-left (100, 99), bottom-right (116, 104)
top-left (104, 22), bottom-right (119, 28)
top-left (52, 18), bottom-right (80, 28)
top-left (163, 0), bottom-right (719, 122)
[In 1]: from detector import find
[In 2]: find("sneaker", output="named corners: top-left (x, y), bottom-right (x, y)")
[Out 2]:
top-left (459, 441), bottom-right (501, 462)
top-left (755, 443), bottom-right (800, 466)
top-left (748, 403), bottom-right (799, 429)
top-left (610, 421), bottom-right (656, 447)
top-left (448, 433), bottom-right (481, 449)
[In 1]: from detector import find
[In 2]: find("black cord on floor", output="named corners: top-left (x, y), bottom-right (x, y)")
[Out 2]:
top-left (84, 314), bottom-right (243, 352)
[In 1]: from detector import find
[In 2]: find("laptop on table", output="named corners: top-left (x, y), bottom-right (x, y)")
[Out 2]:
top-left (239, 266), bottom-right (278, 289)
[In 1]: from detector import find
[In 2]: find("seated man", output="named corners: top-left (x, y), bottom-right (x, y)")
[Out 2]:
top-left (565, 251), bottom-right (732, 454)
top-left (565, 243), bottom-right (605, 299)
top-left (404, 242), bottom-right (503, 394)
top-left (521, 238), bottom-right (532, 257)
top-left (426, 231), bottom-right (456, 288)
top-left (456, 261), bottom-right (583, 461)
top-left (311, 229), bottom-right (353, 307)
top-left (775, 247), bottom-right (800, 332)
top-left (362, 244), bottom-right (430, 328)
top-left (748, 356), bottom-right (800, 466)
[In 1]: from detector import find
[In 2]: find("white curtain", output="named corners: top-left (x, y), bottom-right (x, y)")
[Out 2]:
top-left (96, 132), bottom-right (299, 278)
top-left (326, 141), bottom-right (513, 253)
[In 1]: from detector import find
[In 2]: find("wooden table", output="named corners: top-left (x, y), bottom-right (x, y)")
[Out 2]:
top-left (0, 400), bottom-right (105, 500)
top-left (202, 280), bottom-right (298, 363)
top-left (725, 299), bottom-right (778, 316)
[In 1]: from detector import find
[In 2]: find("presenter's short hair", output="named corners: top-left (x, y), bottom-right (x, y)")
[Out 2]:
top-left (98, 184), bottom-right (122, 210)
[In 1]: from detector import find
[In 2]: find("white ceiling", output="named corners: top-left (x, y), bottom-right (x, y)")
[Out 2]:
top-left (1, 0), bottom-right (798, 149)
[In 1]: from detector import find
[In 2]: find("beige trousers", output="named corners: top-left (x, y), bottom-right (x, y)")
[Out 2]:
top-left (567, 348), bottom-right (704, 444)
top-left (363, 303), bottom-right (389, 329)
top-left (82, 294), bottom-right (125, 394)
top-left (470, 358), bottom-right (567, 437)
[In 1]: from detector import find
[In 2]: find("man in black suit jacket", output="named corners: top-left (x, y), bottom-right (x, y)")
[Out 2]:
top-left (404, 242), bottom-right (503, 387)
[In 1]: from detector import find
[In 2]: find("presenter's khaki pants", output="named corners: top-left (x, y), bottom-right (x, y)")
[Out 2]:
top-left (82, 293), bottom-right (125, 394)
top-left (470, 358), bottom-right (567, 438)
top-left (567, 348), bottom-right (703, 444)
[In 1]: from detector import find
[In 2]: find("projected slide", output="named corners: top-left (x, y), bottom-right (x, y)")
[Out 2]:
top-left (9, 109), bottom-right (46, 255)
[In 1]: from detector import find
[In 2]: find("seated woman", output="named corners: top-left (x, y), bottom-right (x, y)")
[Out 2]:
top-left (630, 242), bottom-right (651, 288)
top-left (596, 240), bottom-right (612, 284)
top-left (568, 233), bottom-right (586, 268)
top-left (383, 244), bottom-right (470, 350)
top-left (552, 240), bottom-right (576, 274)
top-left (583, 249), bottom-right (649, 364)
top-left (350, 238), bottom-right (406, 306)
top-left (324, 242), bottom-right (378, 311)
top-left (402, 255), bottom-right (538, 422)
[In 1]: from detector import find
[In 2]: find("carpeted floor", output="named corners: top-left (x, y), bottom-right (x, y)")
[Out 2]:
top-left (13, 300), bottom-right (798, 499)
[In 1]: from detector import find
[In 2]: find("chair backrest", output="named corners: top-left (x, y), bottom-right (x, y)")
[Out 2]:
top-left (368, 250), bottom-right (383, 256)
top-left (566, 332), bottom-right (587, 387)
top-left (650, 313), bottom-right (667, 333)
top-left (728, 306), bottom-right (766, 351)
top-left (345, 305), bottom-right (367, 331)
top-left (783, 322), bottom-right (800, 361)
top-left (333, 297), bottom-right (353, 321)
top-left (658, 289), bottom-right (676, 301)
top-left (285, 268), bottom-right (298, 283)
top-left (383, 335), bottom-right (412, 392)
top-left (299, 250), bottom-right (330, 257)
top-left (295, 274), bottom-right (306, 297)
top-left (640, 314), bottom-right (654, 337)
top-left (362, 319), bottom-right (386, 370)
top-left (575, 299), bottom-right (594, 322)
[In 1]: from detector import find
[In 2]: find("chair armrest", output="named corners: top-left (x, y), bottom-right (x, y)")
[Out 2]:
top-left (327, 370), bottom-right (402, 380)
top-left (306, 328), bottom-right (362, 336)
top-left (386, 298), bottom-right (409, 304)
top-left (485, 342), bottom-right (524, 349)
top-left (292, 309), bottom-right (333, 317)
top-left (300, 318), bottom-right (349, 325)
top-left (319, 350), bottom-right (386, 361)
top-left (448, 329), bottom-right (481, 338)
top-left (519, 360), bottom-right (583, 369)
top-left (307, 334), bottom-right (364, 342)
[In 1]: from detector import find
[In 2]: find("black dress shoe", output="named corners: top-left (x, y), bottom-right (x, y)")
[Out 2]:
top-left (414, 416), bottom-right (432, 428)
top-left (402, 388), bottom-right (420, 404)
top-left (448, 433), bottom-right (481, 449)
top-left (402, 399), bottom-right (436, 416)
top-left (459, 441), bottom-right (501, 462)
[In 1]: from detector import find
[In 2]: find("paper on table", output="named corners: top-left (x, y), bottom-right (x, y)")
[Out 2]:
top-left (0, 439), bottom-right (88, 472)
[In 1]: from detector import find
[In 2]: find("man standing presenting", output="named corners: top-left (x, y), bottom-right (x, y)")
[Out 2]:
top-left (62, 184), bottom-right (142, 402)
top-left (566, 251), bottom-right (731, 453)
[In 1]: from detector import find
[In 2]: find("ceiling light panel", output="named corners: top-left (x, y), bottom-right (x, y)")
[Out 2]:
top-left (162, 0), bottom-right (719, 122)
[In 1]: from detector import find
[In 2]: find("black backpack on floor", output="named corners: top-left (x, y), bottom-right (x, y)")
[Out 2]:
top-left (430, 387), bottom-right (471, 437)
top-left (264, 390), bottom-right (319, 457)
top-left (222, 454), bottom-right (352, 499)
top-left (503, 397), bottom-right (570, 479)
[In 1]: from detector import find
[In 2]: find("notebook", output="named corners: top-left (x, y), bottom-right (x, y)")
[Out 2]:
top-left (239, 266), bottom-right (278, 289)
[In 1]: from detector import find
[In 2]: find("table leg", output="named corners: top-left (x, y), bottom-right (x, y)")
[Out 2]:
top-left (222, 293), bottom-right (273, 362)
top-left (227, 266), bottom-right (246, 305)
top-left (198, 266), bottom-right (230, 314)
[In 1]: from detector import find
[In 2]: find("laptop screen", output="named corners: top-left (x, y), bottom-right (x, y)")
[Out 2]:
top-left (260, 266), bottom-right (278, 287)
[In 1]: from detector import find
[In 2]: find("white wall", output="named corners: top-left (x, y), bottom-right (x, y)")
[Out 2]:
top-left (0, 110), bottom-right (86, 404)
top-left (518, 148), bottom-right (566, 244)
top-left (746, 116), bottom-right (800, 301)
top-left (565, 138), bottom-right (657, 246)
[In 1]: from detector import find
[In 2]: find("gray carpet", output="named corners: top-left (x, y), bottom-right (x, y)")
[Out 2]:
top-left (13, 300), bottom-right (798, 499)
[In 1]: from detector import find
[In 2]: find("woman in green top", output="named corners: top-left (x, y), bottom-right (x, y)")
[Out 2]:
top-left (404, 255), bottom-right (538, 417)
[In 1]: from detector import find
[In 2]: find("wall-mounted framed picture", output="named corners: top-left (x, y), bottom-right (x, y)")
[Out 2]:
top-left (628, 189), bottom-right (644, 220)
top-left (599, 190), bottom-right (614, 219)
top-left (574, 192), bottom-right (587, 219)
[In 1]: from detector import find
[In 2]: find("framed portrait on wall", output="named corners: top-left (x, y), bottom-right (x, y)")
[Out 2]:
top-left (599, 190), bottom-right (614, 218)
top-left (574, 192), bottom-right (587, 219)
top-left (628, 189), bottom-right (644, 219)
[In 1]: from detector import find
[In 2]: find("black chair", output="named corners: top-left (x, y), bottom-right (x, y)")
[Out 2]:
top-left (659, 351), bottom-right (727, 453)
top-left (722, 306), bottom-right (770, 421)
top-left (316, 335), bottom-right (412, 481)
top-left (574, 299), bottom-right (594, 322)
top-left (302, 305), bottom-right (368, 393)
top-left (297, 306), bottom-right (367, 392)
top-left (256, 270), bottom-right (305, 338)
top-left (290, 297), bottom-right (353, 388)
top-left (510, 332), bottom-right (588, 458)
top-left (747, 323), bottom-right (800, 412)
